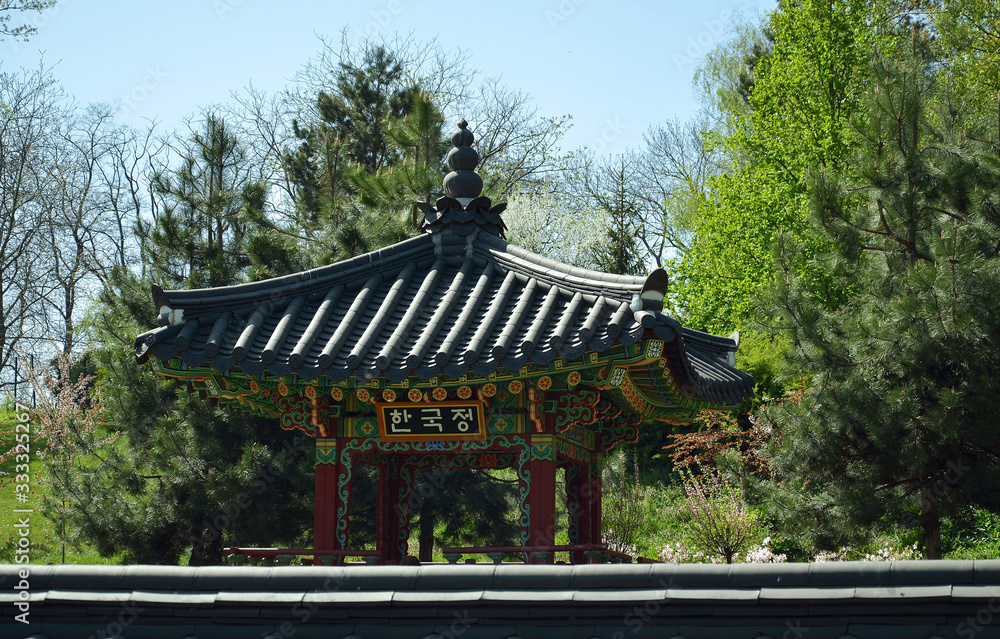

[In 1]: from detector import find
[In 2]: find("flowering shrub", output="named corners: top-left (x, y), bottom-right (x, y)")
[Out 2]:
top-left (743, 537), bottom-right (787, 563)
top-left (813, 549), bottom-right (848, 562)
top-left (681, 470), bottom-right (758, 564)
top-left (864, 542), bottom-right (921, 561)
top-left (657, 542), bottom-right (716, 563)
top-left (24, 351), bottom-right (114, 463)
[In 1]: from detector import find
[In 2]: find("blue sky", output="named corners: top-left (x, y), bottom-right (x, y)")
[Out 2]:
top-left (3, 0), bottom-right (775, 154)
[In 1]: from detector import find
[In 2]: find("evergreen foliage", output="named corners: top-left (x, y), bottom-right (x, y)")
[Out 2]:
top-left (590, 155), bottom-right (646, 277)
top-left (762, 43), bottom-right (1000, 558)
top-left (54, 268), bottom-right (315, 564)
top-left (349, 90), bottom-right (449, 231)
top-left (57, 52), bottom-right (519, 565)
top-left (141, 114), bottom-right (293, 288)
top-left (410, 468), bottom-right (520, 562)
top-left (282, 45), bottom-right (423, 266)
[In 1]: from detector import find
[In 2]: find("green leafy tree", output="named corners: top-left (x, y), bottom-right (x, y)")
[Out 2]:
top-left (672, 0), bottom-right (898, 334)
top-left (932, 0), bottom-right (1000, 134)
top-left (762, 45), bottom-right (1000, 558)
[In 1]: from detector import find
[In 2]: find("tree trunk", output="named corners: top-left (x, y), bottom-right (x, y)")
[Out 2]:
top-left (921, 483), bottom-right (943, 559)
top-left (418, 504), bottom-right (435, 562)
top-left (189, 526), bottom-right (224, 565)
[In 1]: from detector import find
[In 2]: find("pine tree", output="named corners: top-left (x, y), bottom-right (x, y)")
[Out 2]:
top-left (763, 43), bottom-right (1000, 558)
top-left (48, 267), bottom-right (315, 564)
top-left (142, 113), bottom-right (296, 287)
top-left (411, 468), bottom-right (520, 562)
top-left (350, 90), bottom-right (449, 231)
top-left (283, 45), bottom-right (421, 265)
top-left (583, 154), bottom-right (645, 277)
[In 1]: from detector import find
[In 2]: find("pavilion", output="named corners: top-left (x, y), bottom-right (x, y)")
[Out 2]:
top-left (134, 120), bottom-right (754, 564)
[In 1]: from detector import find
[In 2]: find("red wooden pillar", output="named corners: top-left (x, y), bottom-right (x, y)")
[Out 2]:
top-left (313, 437), bottom-right (339, 560)
top-left (524, 434), bottom-right (558, 563)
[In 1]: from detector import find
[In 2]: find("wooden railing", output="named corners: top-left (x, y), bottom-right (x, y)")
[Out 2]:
top-left (440, 543), bottom-right (634, 564)
top-left (223, 544), bottom-right (651, 566)
top-left (223, 547), bottom-right (382, 566)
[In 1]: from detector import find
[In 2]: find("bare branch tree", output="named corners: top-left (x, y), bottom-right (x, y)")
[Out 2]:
top-left (0, 62), bottom-right (67, 385)
top-left (462, 77), bottom-right (571, 199)
top-left (290, 30), bottom-right (474, 125)
top-left (36, 104), bottom-right (155, 356)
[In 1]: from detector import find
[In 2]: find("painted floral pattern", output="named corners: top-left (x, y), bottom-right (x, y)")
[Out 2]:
top-left (330, 387), bottom-right (344, 401)
top-left (382, 388), bottom-right (397, 402)
top-left (457, 385), bottom-right (472, 399)
top-left (537, 376), bottom-right (552, 391)
top-left (432, 387), bottom-right (448, 401)
top-left (480, 383), bottom-right (497, 398)
top-left (408, 388), bottom-right (424, 402)
top-left (508, 380), bottom-right (523, 395)
top-left (356, 388), bottom-right (372, 404)
top-left (567, 371), bottom-right (581, 387)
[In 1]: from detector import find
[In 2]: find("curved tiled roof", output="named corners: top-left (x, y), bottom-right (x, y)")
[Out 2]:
top-left (135, 196), bottom-right (753, 408)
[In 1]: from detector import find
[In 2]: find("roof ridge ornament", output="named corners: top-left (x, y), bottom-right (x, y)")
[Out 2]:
top-left (442, 119), bottom-right (483, 202)
top-left (418, 120), bottom-right (507, 247)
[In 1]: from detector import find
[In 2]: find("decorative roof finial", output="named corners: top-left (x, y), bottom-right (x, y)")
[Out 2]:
top-left (442, 119), bottom-right (483, 202)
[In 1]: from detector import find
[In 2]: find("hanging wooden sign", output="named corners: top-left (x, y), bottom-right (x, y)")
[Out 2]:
top-left (377, 401), bottom-right (486, 441)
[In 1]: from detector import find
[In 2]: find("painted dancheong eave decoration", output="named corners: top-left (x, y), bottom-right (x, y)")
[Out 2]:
top-left (134, 119), bottom-right (754, 563)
